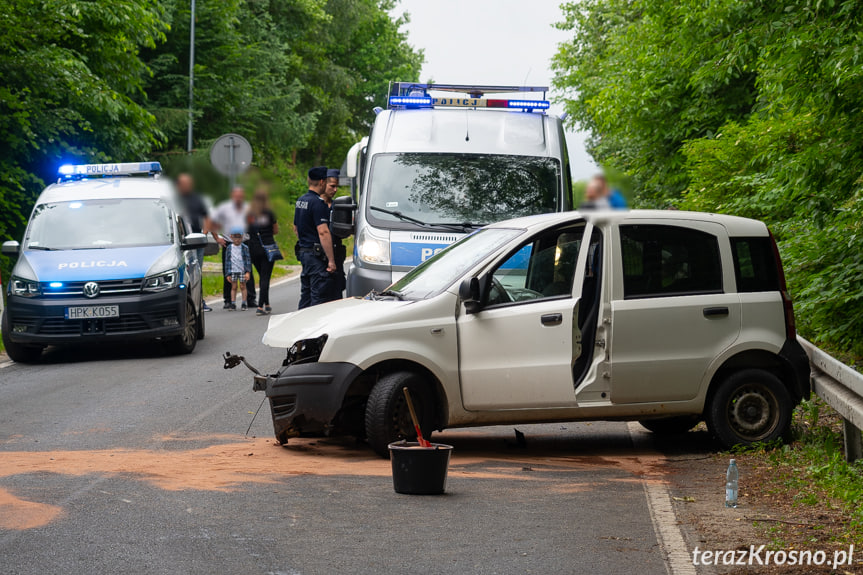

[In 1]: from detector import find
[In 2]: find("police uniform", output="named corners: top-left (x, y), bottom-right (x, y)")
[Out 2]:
top-left (295, 166), bottom-right (334, 309)
top-left (326, 168), bottom-right (347, 302)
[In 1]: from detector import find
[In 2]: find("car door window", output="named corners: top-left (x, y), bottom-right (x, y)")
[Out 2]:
top-left (620, 224), bottom-right (722, 299)
top-left (487, 225), bottom-right (584, 306)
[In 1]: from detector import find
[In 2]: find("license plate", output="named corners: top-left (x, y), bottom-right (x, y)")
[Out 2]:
top-left (65, 305), bottom-right (119, 319)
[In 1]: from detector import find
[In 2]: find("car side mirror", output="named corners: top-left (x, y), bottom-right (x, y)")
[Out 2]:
top-left (459, 276), bottom-right (483, 314)
top-left (203, 235), bottom-right (220, 257)
top-left (181, 233), bottom-right (208, 251)
top-left (1, 241), bottom-right (20, 255)
top-left (331, 196), bottom-right (356, 239)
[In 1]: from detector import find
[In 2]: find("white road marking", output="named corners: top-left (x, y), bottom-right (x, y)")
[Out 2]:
top-left (627, 421), bottom-right (697, 575)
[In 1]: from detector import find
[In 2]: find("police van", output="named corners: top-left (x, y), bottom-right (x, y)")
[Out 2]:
top-left (1, 162), bottom-right (211, 362)
top-left (332, 83), bottom-right (575, 297)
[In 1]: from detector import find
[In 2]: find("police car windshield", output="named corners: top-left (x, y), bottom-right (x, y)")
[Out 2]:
top-left (366, 153), bottom-right (559, 228)
top-left (389, 228), bottom-right (522, 300)
top-left (25, 198), bottom-right (174, 250)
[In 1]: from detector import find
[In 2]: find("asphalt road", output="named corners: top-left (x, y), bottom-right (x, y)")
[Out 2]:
top-left (0, 278), bottom-right (674, 575)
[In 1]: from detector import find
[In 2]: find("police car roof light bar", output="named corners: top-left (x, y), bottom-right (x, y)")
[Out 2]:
top-left (387, 82), bottom-right (550, 112)
top-left (58, 162), bottom-right (162, 181)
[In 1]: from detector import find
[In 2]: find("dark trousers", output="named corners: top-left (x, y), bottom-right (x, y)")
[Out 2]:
top-left (298, 251), bottom-right (333, 309)
top-left (222, 243), bottom-right (256, 305)
top-left (250, 248), bottom-right (274, 307)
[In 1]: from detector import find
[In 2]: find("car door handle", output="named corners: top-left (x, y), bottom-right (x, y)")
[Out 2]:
top-left (703, 307), bottom-right (729, 318)
top-left (541, 313), bottom-right (563, 326)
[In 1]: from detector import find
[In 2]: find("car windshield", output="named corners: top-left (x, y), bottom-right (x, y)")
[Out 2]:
top-left (25, 198), bottom-right (174, 250)
top-left (367, 153), bottom-right (560, 227)
top-left (389, 228), bottom-right (523, 300)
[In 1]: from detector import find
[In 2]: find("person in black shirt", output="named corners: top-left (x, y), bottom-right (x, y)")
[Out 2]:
top-left (247, 188), bottom-right (279, 315)
top-left (176, 173), bottom-right (213, 312)
top-left (294, 166), bottom-right (335, 309)
top-left (324, 169), bottom-right (347, 301)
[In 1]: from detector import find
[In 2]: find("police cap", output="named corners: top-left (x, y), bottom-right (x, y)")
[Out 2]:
top-left (308, 166), bottom-right (328, 181)
top-left (326, 168), bottom-right (340, 179)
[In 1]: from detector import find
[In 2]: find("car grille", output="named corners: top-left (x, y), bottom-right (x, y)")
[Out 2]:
top-left (41, 278), bottom-right (144, 297)
top-left (270, 396), bottom-right (298, 419)
top-left (10, 311), bottom-right (177, 336)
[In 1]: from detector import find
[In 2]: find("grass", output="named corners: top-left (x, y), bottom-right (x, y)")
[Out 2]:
top-left (731, 396), bottom-right (863, 544)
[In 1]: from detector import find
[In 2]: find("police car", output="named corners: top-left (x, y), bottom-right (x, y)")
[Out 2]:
top-left (248, 209), bottom-right (810, 456)
top-left (1, 162), bottom-right (211, 362)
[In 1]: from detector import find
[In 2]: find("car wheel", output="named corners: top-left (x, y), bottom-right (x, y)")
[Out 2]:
top-left (706, 369), bottom-right (792, 448)
top-left (639, 415), bottom-right (701, 435)
top-left (365, 370), bottom-right (435, 457)
top-left (1, 310), bottom-right (43, 363)
top-left (164, 300), bottom-right (197, 355)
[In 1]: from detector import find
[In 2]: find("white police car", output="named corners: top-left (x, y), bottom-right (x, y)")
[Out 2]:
top-left (1, 162), bottom-right (210, 362)
top-left (249, 209), bottom-right (810, 456)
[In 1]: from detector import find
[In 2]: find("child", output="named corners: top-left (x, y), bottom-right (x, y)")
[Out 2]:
top-left (224, 226), bottom-right (251, 310)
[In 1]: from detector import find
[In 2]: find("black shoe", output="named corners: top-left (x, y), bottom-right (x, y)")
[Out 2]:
top-left (241, 302), bottom-right (248, 311)
top-left (202, 303), bottom-right (213, 312)
top-left (228, 302), bottom-right (237, 311)
top-left (264, 305), bottom-right (272, 314)
top-left (223, 302), bottom-right (231, 310)
top-left (255, 307), bottom-right (266, 316)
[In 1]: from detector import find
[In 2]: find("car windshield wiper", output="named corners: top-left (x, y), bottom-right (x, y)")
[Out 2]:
top-left (370, 206), bottom-right (464, 232)
top-left (429, 221), bottom-right (485, 231)
top-left (27, 246), bottom-right (58, 251)
top-left (367, 289), bottom-right (406, 301)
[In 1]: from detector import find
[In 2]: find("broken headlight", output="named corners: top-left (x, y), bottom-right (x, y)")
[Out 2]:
top-left (285, 334), bottom-right (328, 366)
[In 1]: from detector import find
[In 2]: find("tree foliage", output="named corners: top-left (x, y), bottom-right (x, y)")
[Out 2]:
top-left (554, 0), bottom-right (863, 355)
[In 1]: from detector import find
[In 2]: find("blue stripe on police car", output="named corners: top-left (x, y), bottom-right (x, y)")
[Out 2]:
top-left (23, 245), bottom-right (175, 282)
top-left (390, 242), bottom-right (451, 267)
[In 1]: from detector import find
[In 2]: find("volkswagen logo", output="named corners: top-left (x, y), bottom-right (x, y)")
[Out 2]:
top-left (82, 281), bottom-right (100, 298)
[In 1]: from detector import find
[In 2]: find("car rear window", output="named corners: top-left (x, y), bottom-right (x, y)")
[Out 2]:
top-left (731, 237), bottom-right (780, 293)
top-left (620, 224), bottom-right (723, 299)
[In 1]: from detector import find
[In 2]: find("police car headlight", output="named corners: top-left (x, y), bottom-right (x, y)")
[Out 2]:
top-left (11, 277), bottom-right (41, 297)
top-left (142, 269), bottom-right (179, 292)
top-left (357, 228), bottom-right (390, 265)
top-left (285, 334), bottom-right (328, 365)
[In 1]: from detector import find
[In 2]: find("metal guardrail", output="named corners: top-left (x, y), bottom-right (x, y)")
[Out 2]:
top-left (797, 336), bottom-right (863, 462)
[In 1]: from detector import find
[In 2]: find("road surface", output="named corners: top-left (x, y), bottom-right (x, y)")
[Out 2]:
top-left (0, 278), bottom-right (680, 574)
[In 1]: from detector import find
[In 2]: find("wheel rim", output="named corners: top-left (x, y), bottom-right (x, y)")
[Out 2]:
top-left (181, 304), bottom-right (196, 346)
top-left (725, 383), bottom-right (779, 442)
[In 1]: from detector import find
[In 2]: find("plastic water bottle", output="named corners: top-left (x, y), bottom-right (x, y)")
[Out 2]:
top-left (725, 459), bottom-right (739, 508)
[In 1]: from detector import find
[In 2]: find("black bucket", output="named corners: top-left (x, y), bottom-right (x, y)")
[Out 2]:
top-left (388, 441), bottom-right (454, 495)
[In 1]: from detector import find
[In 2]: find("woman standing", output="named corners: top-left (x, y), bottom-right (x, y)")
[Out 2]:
top-left (247, 188), bottom-right (279, 315)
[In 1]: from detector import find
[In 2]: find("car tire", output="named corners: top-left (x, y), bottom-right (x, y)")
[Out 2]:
top-left (639, 416), bottom-right (701, 435)
top-left (706, 369), bottom-right (793, 448)
top-left (365, 370), bottom-right (435, 458)
top-left (164, 299), bottom-right (198, 355)
top-left (1, 310), bottom-right (43, 363)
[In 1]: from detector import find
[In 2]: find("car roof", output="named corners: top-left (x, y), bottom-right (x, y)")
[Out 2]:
top-left (35, 176), bottom-right (176, 206)
top-left (487, 210), bottom-right (770, 237)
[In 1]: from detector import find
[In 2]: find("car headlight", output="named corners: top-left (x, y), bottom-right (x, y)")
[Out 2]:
top-left (142, 269), bottom-right (179, 292)
top-left (357, 227), bottom-right (390, 265)
top-left (10, 277), bottom-right (41, 297)
top-left (285, 335), bottom-right (328, 366)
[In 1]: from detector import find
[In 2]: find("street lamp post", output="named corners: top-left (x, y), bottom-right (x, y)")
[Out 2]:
top-left (187, 0), bottom-right (196, 154)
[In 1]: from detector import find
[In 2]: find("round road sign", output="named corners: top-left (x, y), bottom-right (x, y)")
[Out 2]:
top-left (209, 133), bottom-right (253, 177)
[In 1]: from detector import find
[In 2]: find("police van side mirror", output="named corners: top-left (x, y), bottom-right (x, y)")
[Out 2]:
top-left (203, 235), bottom-right (220, 257)
top-left (331, 196), bottom-right (356, 239)
top-left (181, 233), bottom-right (208, 251)
top-left (459, 276), bottom-right (483, 314)
top-left (1, 241), bottom-right (20, 256)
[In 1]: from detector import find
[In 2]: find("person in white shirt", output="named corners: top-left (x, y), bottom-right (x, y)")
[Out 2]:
top-left (211, 187), bottom-right (256, 309)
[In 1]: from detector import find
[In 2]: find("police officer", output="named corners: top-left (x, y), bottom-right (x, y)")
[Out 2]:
top-left (323, 168), bottom-right (347, 301)
top-left (294, 166), bottom-right (336, 309)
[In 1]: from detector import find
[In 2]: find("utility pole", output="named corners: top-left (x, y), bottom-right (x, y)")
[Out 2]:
top-left (187, 0), bottom-right (196, 154)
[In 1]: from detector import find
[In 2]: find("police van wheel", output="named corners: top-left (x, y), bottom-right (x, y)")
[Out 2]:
top-left (1, 311), bottom-right (43, 363)
top-left (365, 370), bottom-right (435, 458)
top-left (164, 300), bottom-right (198, 355)
top-left (706, 369), bottom-right (792, 448)
top-left (639, 416), bottom-right (700, 435)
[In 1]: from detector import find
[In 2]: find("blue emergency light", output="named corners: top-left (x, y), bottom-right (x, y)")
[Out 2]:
top-left (387, 83), bottom-right (552, 113)
top-left (58, 162), bottom-right (162, 180)
top-left (388, 96), bottom-right (434, 108)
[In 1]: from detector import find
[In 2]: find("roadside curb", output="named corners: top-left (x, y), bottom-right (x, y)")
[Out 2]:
top-left (627, 422), bottom-right (697, 575)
